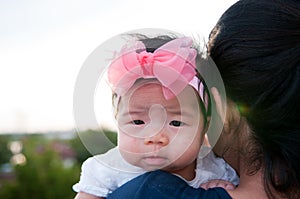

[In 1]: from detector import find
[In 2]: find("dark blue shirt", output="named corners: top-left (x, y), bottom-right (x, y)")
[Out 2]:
top-left (107, 170), bottom-right (232, 199)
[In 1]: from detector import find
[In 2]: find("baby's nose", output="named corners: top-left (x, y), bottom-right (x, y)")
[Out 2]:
top-left (144, 133), bottom-right (169, 146)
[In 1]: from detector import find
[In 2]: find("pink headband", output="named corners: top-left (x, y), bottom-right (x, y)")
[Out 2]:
top-left (107, 37), bottom-right (207, 109)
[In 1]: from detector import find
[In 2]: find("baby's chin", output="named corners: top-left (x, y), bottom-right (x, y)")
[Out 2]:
top-left (128, 159), bottom-right (172, 171)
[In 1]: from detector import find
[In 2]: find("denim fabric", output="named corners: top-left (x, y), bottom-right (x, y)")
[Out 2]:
top-left (107, 170), bottom-right (232, 199)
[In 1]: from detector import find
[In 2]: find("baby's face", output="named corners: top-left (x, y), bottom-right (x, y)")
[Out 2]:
top-left (117, 81), bottom-right (205, 178)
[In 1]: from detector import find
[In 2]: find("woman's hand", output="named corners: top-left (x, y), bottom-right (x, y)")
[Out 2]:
top-left (200, 179), bottom-right (236, 190)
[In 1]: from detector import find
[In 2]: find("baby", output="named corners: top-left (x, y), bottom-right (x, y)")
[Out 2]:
top-left (73, 35), bottom-right (239, 199)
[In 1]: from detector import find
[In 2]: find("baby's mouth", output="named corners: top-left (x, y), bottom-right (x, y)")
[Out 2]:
top-left (142, 156), bottom-right (168, 166)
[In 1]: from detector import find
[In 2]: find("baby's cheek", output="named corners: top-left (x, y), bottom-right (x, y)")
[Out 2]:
top-left (118, 131), bottom-right (142, 153)
top-left (118, 132), bottom-right (145, 167)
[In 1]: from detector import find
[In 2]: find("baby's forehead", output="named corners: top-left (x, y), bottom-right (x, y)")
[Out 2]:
top-left (126, 78), bottom-right (199, 97)
top-left (123, 79), bottom-right (164, 98)
top-left (120, 79), bottom-right (200, 110)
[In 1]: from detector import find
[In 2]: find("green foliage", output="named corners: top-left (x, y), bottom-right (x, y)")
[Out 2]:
top-left (0, 129), bottom-right (118, 198)
top-left (69, 129), bottom-right (117, 164)
top-left (103, 129), bottom-right (118, 146)
top-left (0, 135), bottom-right (13, 164)
top-left (0, 135), bottom-right (80, 199)
top-left (68, 133), bottom-right (91, 164)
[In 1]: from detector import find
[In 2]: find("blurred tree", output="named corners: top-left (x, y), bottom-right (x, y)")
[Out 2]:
top-left (68, 132), bottom-right (90, 164)
top-left (0, 135), bottom-right (13, 164)
top-left (69, 129), bottom-right (117, 164)
top-left (0, 135), bottom-right (80, 199)
top-left (103, 129), bottom-right (118, 146)
top-left (0, 129), bottom-right (118, 198)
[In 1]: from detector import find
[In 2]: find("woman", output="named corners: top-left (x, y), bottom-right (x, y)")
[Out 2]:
top-left (106, 0), bottom-right (300, 198)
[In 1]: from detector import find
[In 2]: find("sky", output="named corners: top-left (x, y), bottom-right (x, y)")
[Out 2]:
top-left (0, 0), bottom-right (238, 133)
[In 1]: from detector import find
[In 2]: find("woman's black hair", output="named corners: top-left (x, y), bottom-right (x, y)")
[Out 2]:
top-left (208, 0), bottom-right (300, 198)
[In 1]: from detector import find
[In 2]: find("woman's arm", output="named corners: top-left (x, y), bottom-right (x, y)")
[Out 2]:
top-left (107, 170), bottom-right (232, 199)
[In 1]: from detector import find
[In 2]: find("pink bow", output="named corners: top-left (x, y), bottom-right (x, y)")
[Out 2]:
top-left (107, 37), bottom-right (197, 99)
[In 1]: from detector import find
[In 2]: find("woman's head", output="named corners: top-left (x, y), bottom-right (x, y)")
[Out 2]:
top-left (107, 35), bottom-right (210, 179)
top-left (208, 0), bottom-right (300, 197)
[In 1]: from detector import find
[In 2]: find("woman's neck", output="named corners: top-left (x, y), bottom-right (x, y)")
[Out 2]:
top-left (229, 169), bottom-right (267, 199)
top-left (228, 160), bottom-right (284, 199)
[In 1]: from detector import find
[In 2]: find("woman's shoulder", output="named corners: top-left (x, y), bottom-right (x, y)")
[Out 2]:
top-left (205, 187), bottom-right (232, 199)
top-left (107, 170), bottom-right (232, 199)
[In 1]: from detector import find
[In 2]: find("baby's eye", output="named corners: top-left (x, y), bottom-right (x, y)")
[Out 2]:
top-left (132, 120), bottom-right (145, 125)
top-left (169, 120), bottom-right (184, 127)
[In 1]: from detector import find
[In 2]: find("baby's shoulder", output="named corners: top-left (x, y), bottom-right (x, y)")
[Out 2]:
top-left (83, 147), bottom-right (144, 174)
top-left (82, 147), bottom-right (120, 170)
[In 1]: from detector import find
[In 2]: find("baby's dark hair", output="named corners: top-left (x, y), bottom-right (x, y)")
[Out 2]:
top-left (134, 34), bottom-right (175, 53)
top-left (208, 0), bottom-right (300, 198)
